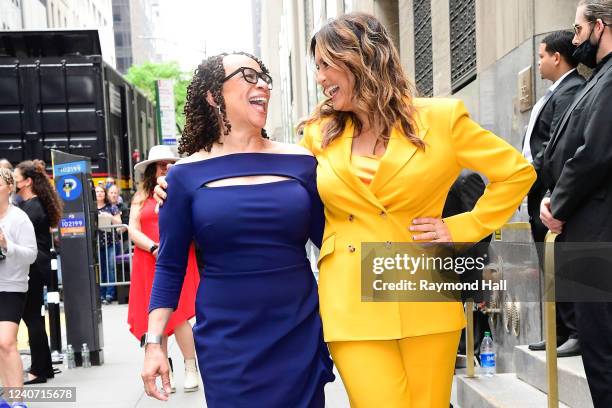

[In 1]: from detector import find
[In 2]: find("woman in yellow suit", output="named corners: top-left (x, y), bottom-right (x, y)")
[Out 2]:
top-left (297, 13), bottom-right (536, 407)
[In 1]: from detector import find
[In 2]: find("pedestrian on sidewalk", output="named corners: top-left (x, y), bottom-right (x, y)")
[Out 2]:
top-left (0, 167), bottom-right (37, 397)
top-left (143, 53), bottom-right (335, 407)
top-left (129, 145), bottom-right (200, 393)
top-left (14, 160), bottom-right (63, 385)
top-left (95, 185), bottom-right (121, 304)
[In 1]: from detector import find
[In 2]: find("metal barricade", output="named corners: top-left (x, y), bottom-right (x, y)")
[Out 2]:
top-left (96, 224), bottom-right (132, 288)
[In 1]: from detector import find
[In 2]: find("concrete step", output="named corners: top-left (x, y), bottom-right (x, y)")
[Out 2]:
top-left (456, 373), bottom-right (571, 408)
top-left (514, 345), bottom-right (593, 408)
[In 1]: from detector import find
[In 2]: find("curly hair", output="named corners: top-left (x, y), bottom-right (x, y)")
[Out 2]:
top-left (297, 13), bottom-right (423, 150)
top-left (180, 52), bottom-right (271, 155)
top-left (16, 160), bottom-right (63, 228)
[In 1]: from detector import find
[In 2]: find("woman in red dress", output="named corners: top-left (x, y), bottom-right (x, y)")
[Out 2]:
top-left (127, 145), bottom-right (200, 393)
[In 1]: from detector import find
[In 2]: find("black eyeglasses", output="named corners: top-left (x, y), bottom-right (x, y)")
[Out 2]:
top-left (223, 67), bottom-right (273, 90)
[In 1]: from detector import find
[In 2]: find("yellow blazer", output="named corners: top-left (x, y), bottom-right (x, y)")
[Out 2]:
top-left (299, 98), bottom-right (536, 342)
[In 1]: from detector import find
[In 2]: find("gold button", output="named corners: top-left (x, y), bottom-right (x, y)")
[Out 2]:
top-left (348, 245), bottom-right (356, 253)
top-left (348, 214), bottom-right (355, 222)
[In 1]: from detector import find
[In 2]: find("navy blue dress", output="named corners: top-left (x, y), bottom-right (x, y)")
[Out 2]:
top-left (149, 153), bottom-right (334, 407)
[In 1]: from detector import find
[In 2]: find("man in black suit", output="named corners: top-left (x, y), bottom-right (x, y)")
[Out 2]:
top-left (540, 1), bottom-right (612, 406)
top-left (523, 30), bottom-right (585, 356)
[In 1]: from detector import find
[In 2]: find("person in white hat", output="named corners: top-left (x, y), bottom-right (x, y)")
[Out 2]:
top-left (127, 145), bottom-right (200, 393)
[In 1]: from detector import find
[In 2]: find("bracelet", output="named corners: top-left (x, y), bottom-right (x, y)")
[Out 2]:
top-left (149, 244), bottom-right (159, 254)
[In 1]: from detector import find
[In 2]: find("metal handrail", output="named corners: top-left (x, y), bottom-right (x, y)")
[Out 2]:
top-left (463, 223), bottom-right (559, 407)
top-left (544, 231), bottom-right (559, 407)
top-left (466, 300), bottom-right (475, 377)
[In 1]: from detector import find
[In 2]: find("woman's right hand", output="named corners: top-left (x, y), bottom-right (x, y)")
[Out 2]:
top-left (153, 175), bottom-right (168, 214)
top-left (141, 344), bottom-right (171, 400)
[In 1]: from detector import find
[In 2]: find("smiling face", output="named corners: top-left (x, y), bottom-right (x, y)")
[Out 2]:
top-left (314, 47), bottom-right (356, 112)
top-left (220, 54), bottom-right (270, 132)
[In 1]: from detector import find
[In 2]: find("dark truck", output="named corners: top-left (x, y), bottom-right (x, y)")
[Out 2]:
top-left (0, 29), bottom-right (157, 193)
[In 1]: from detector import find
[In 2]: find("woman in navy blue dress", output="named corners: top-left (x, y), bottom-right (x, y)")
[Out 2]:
top-left (141, 52), bottom-right (334, 407)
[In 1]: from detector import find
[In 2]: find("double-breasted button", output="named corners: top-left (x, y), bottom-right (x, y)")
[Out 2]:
top-left (348, 245), bottom-right (356, 253)
top-left (348, 214), bottom-right (355, 222)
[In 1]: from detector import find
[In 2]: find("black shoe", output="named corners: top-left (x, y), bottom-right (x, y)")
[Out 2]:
top-left (24, 375), bottom-right (47, 385)
top-left (528, 340), bottom-right (547, 351)
top-left (528, 337), bottom-right (566, 351)
top-left (557, 338), bottom-right (580, 357)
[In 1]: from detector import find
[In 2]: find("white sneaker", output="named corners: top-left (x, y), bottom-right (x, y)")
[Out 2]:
top-left (168, 358), bottom-right (176, 393)
top-left (183, 359), bottom-right (199, 392)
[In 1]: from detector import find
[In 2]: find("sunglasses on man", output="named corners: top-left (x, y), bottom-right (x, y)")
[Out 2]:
top-left (573, 20), bottom-right (610, 35)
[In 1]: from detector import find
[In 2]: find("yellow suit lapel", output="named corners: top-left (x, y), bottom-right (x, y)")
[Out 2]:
top-left (369, 123), bottom-right (429, 195)
top-left (325, 117), bottom-right (429, 207)
top-left (325, 120), bottom-right (384, 210)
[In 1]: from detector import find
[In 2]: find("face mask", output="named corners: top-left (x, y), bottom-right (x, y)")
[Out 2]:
top-left (573, 24), bottom-right (604, 68)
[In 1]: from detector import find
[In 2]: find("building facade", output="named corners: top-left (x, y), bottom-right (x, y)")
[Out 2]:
top-left (1, 0), bottom-right (50, 30)
top-left (1, 0), bottom-right (116, 66)
top-left (112, 0), bottom-right (160, 73)
top-left (258, 0), bottom-right (579, 152)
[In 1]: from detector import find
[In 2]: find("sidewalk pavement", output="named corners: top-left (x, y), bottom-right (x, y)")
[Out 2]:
top-left (18, 304), bottom-right (350, 408)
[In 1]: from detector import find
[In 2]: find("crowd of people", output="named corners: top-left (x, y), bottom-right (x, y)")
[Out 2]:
top-left (0, 1), bottom-right (610, 407)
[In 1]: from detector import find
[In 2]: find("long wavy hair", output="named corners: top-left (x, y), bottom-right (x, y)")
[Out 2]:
top-left (179, 52), bottom-right (270, 155)
top-left (297, 13), bottom-right (423, 149)
top-left (16, 160), bottom-right (63, 228)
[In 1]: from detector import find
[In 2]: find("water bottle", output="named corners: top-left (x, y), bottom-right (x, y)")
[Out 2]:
top-left (81, 343), bottom-right (91, 368)
top-left (65, 344), bottom-right (76, 369)
top-left (480, 331), bottom-right (496, 376)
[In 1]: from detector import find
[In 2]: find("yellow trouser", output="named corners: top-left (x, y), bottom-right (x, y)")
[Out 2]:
top-left (329, 330), bottom-right (461, 408)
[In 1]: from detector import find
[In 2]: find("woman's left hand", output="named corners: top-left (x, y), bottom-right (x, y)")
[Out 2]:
top-left (409, 218), bottom-right (453, 242)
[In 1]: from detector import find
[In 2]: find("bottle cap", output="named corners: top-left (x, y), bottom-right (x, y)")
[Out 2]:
top-left (485, 331), bottom-right (491, 336)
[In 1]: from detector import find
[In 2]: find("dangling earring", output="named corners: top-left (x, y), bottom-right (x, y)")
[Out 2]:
top-left (217, 105), bottom-right (221, 115)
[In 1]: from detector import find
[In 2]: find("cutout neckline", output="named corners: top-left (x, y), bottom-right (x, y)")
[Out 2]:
top-left (175, 152), bottom-right (315, 167)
